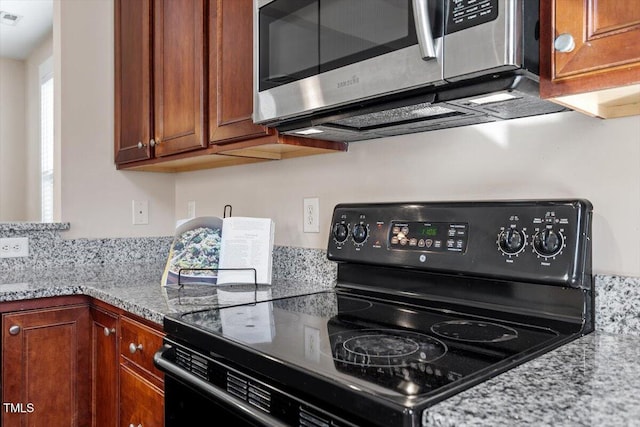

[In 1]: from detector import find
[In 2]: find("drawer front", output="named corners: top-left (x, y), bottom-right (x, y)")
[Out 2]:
top-left (120, 316), bottom-right (164, 380)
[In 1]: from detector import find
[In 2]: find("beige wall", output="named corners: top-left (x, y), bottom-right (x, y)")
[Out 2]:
top-left (53, 0), bottom-right (640, 277)
top-left (175, 111), bottom-right (640, 277)
top-left (58, 0), bottom-right (176, 238)
top-left (0, 58), bottom-right (27, 220)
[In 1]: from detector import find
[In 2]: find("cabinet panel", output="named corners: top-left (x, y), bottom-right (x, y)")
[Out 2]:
top-left (90, 307), bottom-right (119, 427)
top-left (540, 0), bottom-right (640, 118)
top-left (153, 0), bottom-right (208, 156)
top-left (552, 1), bottom-right (640, 79)
top-left (209, 0), bottom-right (271, 144)
top-left (114, 0), bottom-right (153, 164)
top-left (120, 364), bottom-right (164, 427)
top-left (2, 305), bottom-right (90, 427)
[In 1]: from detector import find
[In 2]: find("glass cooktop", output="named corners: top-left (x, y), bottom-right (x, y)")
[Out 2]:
top-left (172, 289), bottom-right (564, 399)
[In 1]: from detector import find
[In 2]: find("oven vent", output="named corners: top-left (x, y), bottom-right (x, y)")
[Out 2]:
top-left (174, 347), bottom-right (208, 381)
top-left (227, 372), bottom-right (272, 413)
top-left (300, 406), bottom-right (346, 427)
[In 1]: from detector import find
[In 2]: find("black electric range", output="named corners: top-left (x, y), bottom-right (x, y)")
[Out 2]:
top-left (155, 200), bottom-right (594, 427)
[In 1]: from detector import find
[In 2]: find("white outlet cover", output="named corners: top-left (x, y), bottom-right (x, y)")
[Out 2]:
top-left (0, 237), bottom-right (29, 258)
top-left (303, 197), bottom-right (320, 233)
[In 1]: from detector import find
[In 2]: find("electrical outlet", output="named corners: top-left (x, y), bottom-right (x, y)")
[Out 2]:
top-left (132, 200), bottom-right (149, 225)
top-left (187, 201), bottom-right (196, 218)
top-left (303, 198), bottom-right (320, 233)
top-left (0, 237), bottom-right (29, 258)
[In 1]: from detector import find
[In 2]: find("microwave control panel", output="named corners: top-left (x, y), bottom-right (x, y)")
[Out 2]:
top-left (446, 0), bottom-right (499, 34)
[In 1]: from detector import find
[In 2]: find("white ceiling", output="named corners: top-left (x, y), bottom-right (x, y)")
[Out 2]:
top-left (0, 0), bottom-right (53, 60)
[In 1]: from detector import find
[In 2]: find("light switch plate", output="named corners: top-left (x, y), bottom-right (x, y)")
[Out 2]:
top-left (132, 200), bottom-right (149, 225)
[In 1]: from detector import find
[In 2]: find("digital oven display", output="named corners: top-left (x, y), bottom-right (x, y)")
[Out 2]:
top-left (389, 221), bottom-right (468, 253)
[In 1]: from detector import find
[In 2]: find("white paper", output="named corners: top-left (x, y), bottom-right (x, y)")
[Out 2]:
top-left (217, 217), bottom-right (275, 285)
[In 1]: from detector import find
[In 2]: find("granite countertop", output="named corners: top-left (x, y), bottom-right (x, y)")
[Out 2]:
top-left (1, 262), bottom-right (639, 426)
top-left (424, 332), bottom-right (640, 426)
top-left (0, 261), bottom-right (335, 325)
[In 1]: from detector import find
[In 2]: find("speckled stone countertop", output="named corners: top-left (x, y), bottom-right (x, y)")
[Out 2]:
top-left (423, 332), bottom-right (640, 427)
top-left (0, 261), bottom-right (336, 325)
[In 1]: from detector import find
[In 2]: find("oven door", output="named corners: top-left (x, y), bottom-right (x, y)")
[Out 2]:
top-left (254, 0), bottom-right (445, 124)
top-left (155, 345), bottom-right (289, 427)
top-left (155, 340), bottom-right (357, 427)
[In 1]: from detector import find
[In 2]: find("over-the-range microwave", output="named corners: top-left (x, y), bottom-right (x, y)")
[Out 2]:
top-left (253, 0), bottom-right (566, 142)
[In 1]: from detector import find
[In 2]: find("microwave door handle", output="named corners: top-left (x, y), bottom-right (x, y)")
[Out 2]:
top-left (412, 0), bottom-right (436, 60)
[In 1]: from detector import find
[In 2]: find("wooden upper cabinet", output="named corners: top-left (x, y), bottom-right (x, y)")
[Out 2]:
top-left (114, 0), bottom-right (347, 172)
top-left (114, 0), bottom-right (153, 164)
top-left (153, 0), bottom-right (208, 156)
top-left (540, 1), bottom-right (640, 118)
top-left (209, 0), bottom-right (271, 144)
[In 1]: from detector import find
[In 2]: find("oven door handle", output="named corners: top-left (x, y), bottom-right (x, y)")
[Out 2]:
top-left (154, 345), bottom-right (290, 427)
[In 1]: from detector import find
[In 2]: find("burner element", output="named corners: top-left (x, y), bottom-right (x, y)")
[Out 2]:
top-left (330, 329), bottom-right (447, 367)
top-left (430, 320), bottom-right (518, 343)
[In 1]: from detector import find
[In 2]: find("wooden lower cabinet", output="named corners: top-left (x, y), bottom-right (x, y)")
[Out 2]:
top-left (120, 364), bottom-right (164, 427)
top-left (1, 301), bottom-right (91, 427)
top-left (119, 315), bottom-right (165, 427)
top-left (1, 298), bottom-right (165, 427)
top-left (91, 306), bottom-right (119, 427)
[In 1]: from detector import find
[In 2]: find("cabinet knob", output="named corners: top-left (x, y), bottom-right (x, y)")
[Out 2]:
top-left (9, 325), bottom-right (20, 335)
top-left (554, 33), bottom-right (575, 53)
top-left (137, 141), bottom-right (146, 149)
top-left (103, 327), bottom-right (116, 337)
top-left (129, 342), bottom-right (143, 354)
top-left (149, 139), bottom-right (156, 147)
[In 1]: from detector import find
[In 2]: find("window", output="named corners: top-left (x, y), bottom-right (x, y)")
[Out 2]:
top-left (40, 58), bottom-right (54, 222)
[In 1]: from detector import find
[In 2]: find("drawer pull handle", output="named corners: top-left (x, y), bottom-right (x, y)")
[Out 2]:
top-left (9, 325), bottom-right (20, 335)
top-left (129, 342), bottom-right (143, 354)
top-left (103, 327), bottom-right (116, 337)
top-left (129, 424), bottom-right (142, 427)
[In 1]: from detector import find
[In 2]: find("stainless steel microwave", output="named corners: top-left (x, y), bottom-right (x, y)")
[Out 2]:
top-left (253, 0), bottom-right (566, 142)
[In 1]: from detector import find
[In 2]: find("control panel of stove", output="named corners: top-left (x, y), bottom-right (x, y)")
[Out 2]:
top-left (327, 200), bottom-right (593, 287)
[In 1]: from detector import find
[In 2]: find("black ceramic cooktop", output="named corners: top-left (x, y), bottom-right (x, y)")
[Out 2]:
top-left (173, 289), bottom-right (564, 399)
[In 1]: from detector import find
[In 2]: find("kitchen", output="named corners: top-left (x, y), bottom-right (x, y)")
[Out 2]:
top-left (1, 0), bottom-right (640, 426)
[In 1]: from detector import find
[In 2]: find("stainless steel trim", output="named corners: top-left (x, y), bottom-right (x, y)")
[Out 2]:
top-left (154, 346), bottom-right (289, 427)
top-left (412, 0), bottom-right (436, 60)
top-left (253, 0), bottom-right (444, 124)
top-left (444, 0), bottom-right (523, 81)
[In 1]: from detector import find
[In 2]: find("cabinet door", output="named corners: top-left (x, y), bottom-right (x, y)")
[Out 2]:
top-left (541, 1), bottom-right (640, 96)
top-left (120, 365), bottom-right (164, 427)
top-left (114, 0), bottom-right (153, 165)
top-left (209, 0), bottom-right (273, 144)
top-left (90, 307), bottom-right (119, 427)
top-left (153, 0), bottom-right (208, 157)
top-left (2, 305), bottom-right (91, 427)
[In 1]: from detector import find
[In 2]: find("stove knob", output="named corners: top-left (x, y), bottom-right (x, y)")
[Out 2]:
top-left (333, 223), bottom-right (348, 243)
top-left (352, 223), bottom-right (368, 244)
top-left (498, 228), bottom-right (525, 254)
top-left (533, 228), bottom-right (564, 257)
